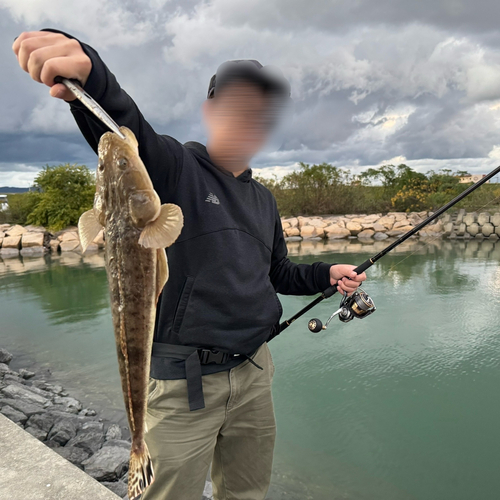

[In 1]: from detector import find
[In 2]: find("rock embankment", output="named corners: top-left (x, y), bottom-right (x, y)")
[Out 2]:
top-left (281, 209), bottom-right (500, 241)
top-left (0, 347), bottom-right (213, 500)
top-left (0, 224), bottom-right (104, 259)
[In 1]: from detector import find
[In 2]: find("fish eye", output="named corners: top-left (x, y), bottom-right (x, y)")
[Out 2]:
top-left (118, 157), bottom-right (128, 170)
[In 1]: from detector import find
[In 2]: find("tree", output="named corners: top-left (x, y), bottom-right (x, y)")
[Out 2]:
top-left (26, 163), bottom-right (95, 231)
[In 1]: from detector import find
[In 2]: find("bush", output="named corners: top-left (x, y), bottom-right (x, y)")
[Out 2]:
top-left (3, 192), bottom-right (41, 224)
top-left (26, 164), bottom-right (95, 231)
top-left (255, 163), bottom-right (500, 215)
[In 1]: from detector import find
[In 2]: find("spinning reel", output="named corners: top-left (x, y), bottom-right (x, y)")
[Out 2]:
top-left (307, 288), bottom-right (376, 332)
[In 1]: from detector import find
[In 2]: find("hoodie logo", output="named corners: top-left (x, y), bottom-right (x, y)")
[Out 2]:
top-left (205, 192), bottom-right (220, 205)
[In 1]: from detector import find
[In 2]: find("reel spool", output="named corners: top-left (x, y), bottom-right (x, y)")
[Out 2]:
top-left (308, 288), bottom-right (376, 332)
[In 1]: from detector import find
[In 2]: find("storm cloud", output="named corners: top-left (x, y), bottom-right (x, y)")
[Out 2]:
top-left (2, 0), bottom-right (500, 185)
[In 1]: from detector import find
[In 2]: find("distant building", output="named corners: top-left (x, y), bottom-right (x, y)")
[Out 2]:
top-left (458, 174), bottom-right (490, 184)
top-left (0, 195), bottom-right (8, 211)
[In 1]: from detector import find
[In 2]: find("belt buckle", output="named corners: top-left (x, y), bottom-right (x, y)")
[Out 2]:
top-left (198, 349), bottom-right (228, 364)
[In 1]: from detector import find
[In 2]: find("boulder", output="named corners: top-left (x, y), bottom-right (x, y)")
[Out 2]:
top-left (53, 395), bottom-right (83, 413)
top-left (300, 225), bottom-right (320, 239)
top-left (59, 231), bottom-right (79, 242)
top-left (360, 214), bottom-right (381, 224)
top-left (0, 397), bottom-right (46, 417)
top-left (66, 429), bottom-right (105, 454)
top-left (18, 368), bottom-right (35, 379)
top-left (377, 216), bottom-right (395, 230)
top-left (0, 348), bottom-right (13, 365)
top-left (105, 423), bottom-right (122, 441)
top-left (387, 226), bottom-right (414, 237)
top-left (47, 418), bottom-right (79, 445)
top-left (324, 225), bottom-right (351, 239)
top-left (1, 404), bottom-right (27, 425)
top-left (100, 480), bottom-right (128, 498)
top-left (281, 221), bottom-right (291, 230)
top-left (20, 246), bottom-right (46, 256)
top-left (81, 420), bottom-right (104, 432)
top-left (82, 243), bottom-right (99, 254)
top-left (1, 383), bottom-right (50, 406)
top-left (373, 232), bottom-right (389, 240)
top-left (25, 425), bottom-right (48, 441)
top-left (346, 221), bottom-right (363, 235)
top-left (21, 232), bottom-right (44, 247)
top-left (54, 445), bottom-right (91, 469)
top-left (82, 445), bottom-right (130, 481)
top-left (371, 223), bottom-right (387, 232)
top-left (357, 229), bottom-right (375, 239)
top-left (0, 363), bottom-right (9, 373)
top-left (393, 219), bottom-right (411, 229)
top-left (26, 411), bottom-right (58, 432)
top-left (308, 218), bottom-right (328, 228)
top-left (5, 224), bottom-right (26, 236)
top-left (103, 439), bottom-right (131, 449)
top-left (23, 225), bottom-right (46, 233)
top-left (2, 235), bottom-right (21, 249)
top-left (285, 227), bottom-right (300, 237)
top-left (60, 240), bottom-right (80, 252)
top-left (443, 222), bottom-right (454, 236)
top-left (287, 217), bottom-right (298, 228)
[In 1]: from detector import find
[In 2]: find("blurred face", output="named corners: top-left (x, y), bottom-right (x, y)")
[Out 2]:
top-left (203, 81), bottom-right (275, 172)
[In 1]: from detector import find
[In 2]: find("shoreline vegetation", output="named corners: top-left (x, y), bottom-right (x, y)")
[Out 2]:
top-left (0, 346), bottom-right (213, 500)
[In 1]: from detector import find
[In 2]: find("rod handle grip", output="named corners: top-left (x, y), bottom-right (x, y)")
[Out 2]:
top-left (354, 259), bottom-right (372, 275)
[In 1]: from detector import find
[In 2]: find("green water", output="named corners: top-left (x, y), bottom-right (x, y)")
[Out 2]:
top-left (1, 238), bottom-right (500, 500)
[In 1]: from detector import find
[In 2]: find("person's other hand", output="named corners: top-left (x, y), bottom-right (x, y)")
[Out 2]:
top-left (329, 264), bottom-right (367, 296)
top-left (12, 31), bottom-right (92, 101)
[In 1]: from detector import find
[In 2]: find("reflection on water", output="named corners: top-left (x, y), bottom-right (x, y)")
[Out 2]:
top-left (1, 239), bottom-right (500, 500)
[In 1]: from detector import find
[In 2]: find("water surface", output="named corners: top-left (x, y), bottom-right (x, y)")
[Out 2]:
top-left (1, 238), bottom-right (500, 500)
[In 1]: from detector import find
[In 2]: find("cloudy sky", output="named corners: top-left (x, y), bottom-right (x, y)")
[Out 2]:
top-left (2, 0), bottom-right (500, 186)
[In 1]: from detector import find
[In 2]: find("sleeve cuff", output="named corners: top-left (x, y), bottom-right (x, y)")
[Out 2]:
top-left (315, 262), bottom-right (335, 292)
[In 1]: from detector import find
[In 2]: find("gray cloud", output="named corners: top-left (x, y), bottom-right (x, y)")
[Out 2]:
top-left (1, 0), bottom-right (500, 186)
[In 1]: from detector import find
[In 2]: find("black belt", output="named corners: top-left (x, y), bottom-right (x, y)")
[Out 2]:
top-left (151, 342), bottom-right (262, 411)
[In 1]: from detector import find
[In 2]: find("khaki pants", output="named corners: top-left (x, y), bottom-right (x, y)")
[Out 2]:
top-left (141, 342), bottom-right (277, 500)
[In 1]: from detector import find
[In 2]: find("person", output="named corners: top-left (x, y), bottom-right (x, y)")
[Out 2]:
top-left (12, 29), bottom-right (367, 500)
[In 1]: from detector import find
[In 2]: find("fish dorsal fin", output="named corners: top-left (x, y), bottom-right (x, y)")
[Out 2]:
top-left (78, 209), bottom-right (103, 253)
top-left (139, 203), bottom-right (184, 249)
top-left (156, 248), bottom-right (169, 305)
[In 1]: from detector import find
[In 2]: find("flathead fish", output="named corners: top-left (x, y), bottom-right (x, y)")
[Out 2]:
top-left (78, 126), bottom-right (183, 499)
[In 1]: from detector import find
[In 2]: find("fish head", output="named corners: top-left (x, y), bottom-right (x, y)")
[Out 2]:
top-left (96, 126), bottom-right (161, 228)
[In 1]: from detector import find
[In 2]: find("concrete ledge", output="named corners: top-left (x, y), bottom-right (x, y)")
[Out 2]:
top-left (0, 413), bottom-right (120, 499)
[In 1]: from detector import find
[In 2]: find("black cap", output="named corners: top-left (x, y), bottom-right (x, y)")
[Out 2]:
top-left (207, 59), bottom-right (291, 100)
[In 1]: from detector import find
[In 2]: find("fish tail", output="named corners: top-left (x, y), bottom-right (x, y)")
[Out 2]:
top-left (128, 442), bottom-right (155, 500)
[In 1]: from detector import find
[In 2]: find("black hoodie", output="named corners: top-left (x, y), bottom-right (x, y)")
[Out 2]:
top-left (42, 28), bottom-right (335, 380)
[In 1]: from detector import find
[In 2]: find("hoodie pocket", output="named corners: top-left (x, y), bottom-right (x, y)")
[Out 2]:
top-left (172, 276), bottom-right (195, 334)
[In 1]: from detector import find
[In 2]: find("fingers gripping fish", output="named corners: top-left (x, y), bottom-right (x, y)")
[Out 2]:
top-left (78, 126), bottom-right (183, 500)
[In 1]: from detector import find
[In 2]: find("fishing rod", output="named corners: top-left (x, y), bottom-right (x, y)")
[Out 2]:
top-left (279, 165), bottom-right (500, 334)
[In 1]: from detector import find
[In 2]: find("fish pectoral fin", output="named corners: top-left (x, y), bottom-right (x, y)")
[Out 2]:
top-left (138, 203), bottom-right (184, 249)
top-left (78, 209), bottom-right (103, 253)
top-left (156, 248), bottom-right (169, 305)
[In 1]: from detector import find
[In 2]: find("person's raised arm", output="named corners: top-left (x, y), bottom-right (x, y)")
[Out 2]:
top-left (12, 29), bottom-right (183, 201)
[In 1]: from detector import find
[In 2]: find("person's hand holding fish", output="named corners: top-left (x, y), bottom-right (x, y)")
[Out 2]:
top-left (12, 31), bottom-right (91, 102)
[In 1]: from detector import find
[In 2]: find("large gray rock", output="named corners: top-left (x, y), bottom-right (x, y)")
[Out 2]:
top-left (82, 445), bottom-right (130, 481)
top-left (53, 395), bottom-right (83, 413)
top-left (27, 411), bottom-right (58, 432)
top-left (81, 420), bottom-right (104, 432)
top-left (24, 425), bottom-right (48, 441)
top-left (66, 429), bottom-right (105, 454)
top-left (0, 362), bottom-right (10, 373)
top-left (47, 417), bottom-right (78, 445)
top-left (1, 383), bottom-right (50, 406)
top-left (105, 423), bottom-right (122, 441)
top-left (103, 439), bottom-right (131, 450)
top-left (18, 368), bottom-right (35, 379)
top-left (101, 480), bottom-right (128, 497)
top-left (0, 348), bottom-right (13, 365)
top-left (1, 404), bottom-right (28, 425)
top-left (0, 397), bottom-right (46, 417)
top-left (54, 445), bottom-right (91, 469)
